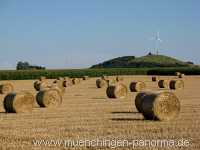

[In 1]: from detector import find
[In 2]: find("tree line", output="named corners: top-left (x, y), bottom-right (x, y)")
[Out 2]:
top-left (16, 61), bottom-right (45, 70)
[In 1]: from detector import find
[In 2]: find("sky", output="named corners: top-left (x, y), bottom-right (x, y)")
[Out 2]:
top-left (0, 0), bottom-right (200, 69)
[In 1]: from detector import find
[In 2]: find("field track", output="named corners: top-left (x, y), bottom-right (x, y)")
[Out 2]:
top-left (0, 76), bottom-right (200, 150)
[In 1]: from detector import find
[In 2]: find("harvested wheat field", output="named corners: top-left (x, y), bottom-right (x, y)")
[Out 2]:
top-left (0, 76), bottom-right (200, 150)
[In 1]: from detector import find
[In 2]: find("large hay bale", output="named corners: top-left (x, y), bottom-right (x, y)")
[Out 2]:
top-left (50, 85), bottom-right (65, 96)
top-left (101, 75), bottom-right (109, 80)
top-left (39, 76), bottom-right (46, 81)
top-left (34, 80), bottom-right (48, 91)
top-left (72, 78), bottom-right (80, 85)
top-left (135, 92), bottom-right (149, 113)
top-left (136, 91), bottom-right (180, 121)
top-left (34, 80), bottom-right (41, 91)
top-left (4, 91), bottom-right (34, 113)
top-left (63, 79), bottom-right (73, 87)
top-left (96, 79), bottom-right (107, 88)
top-left (36, 89), bottom-right (62, 108)
top-left (178, 74), bottom-right (185, 78)
top-left (64, 77), bottom-right (70, 80)
top-left (175, 72), bottom-right (181, 76)
top-left (169, 80), bottom-right (184, 90)
top-left (57, 77), bottom-right (64, 81)
top-left (0, 82), bottom-right (14, 94)
top-left (52, 80), bottom-right (65, 95)
top-left (106, 83), bottom-right (127, 99)
top-left (116, 76), bottom-right (123, 82)
top-left (130, 81), bottom-right (146, 92)
top-left (152, 76), bottom-right (158, 82)
top-left (82, 76), bottom-right (89, 80)
top-left (107, 79), bottom-right (117, 86)
top-left (158, 80), bottom-right (169, 88)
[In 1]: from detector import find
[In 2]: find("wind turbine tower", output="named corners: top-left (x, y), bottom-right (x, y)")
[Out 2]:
top-left (155, 31), bottom-right (162, 55)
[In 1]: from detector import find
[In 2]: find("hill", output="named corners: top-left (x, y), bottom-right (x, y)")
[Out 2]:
top-left (91, 54), bottom-right (193, 68)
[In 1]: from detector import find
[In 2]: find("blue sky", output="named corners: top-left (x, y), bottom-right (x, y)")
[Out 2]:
top-left (0, 0), bottom-right (199, 69)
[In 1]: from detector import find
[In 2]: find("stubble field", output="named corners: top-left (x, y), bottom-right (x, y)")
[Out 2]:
top-left (0, 76), bottom-right (199, 150)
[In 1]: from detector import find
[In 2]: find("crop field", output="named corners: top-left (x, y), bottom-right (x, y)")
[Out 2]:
top-left (0, 75), bottom-right (200, 150)
top-left (1, 67), bottom-right (200, 80)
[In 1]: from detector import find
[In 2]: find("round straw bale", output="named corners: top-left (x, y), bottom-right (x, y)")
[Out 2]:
top-left (107, 79), bottom-right (117, 86)
top-left (34, 80), bottom-right (48, 91)
top-left (130, 81), bottom-right (146, 92)
top-left (101, 75), bottom-right (109, 80)
top-left (63, 79), bottom-right (73, 87)
top-left (36, 88), bottom-right (62, 108)
top-left (39, 76), bottom-right (46, 81)
top-left (34, 80), bottom-right (41, 91)
top-left (72, 78), bottom-right (80, 85)
top-left (50, 85), bottom-right (65, 96)
top-left (64, 77), bottom-right (70, 80)
top-left (135, 92), bottom-right (149, 113)
top-left (116, 76), bottom-right (123, 82)
top-left (169, 80), bottom-right (184, 90)
top-left (175, 72), bottom-right (181, 76)
top-left (53, 79), bottom-right (58, 84)
top-left (158, 80), bottom-right (170, 88)
top-left (138, 91), bottom-right (180, 121)
top-left (0, 82), bottom-right (14, 94)
top-left (106, 83), bottom-right (127, 99)
top-left (52, 80), bottom-right (65, 95)
top-left (82, 76), bottom-right (89, 80)
top-left (4, 91), bottom-right (34, 113)
top-left (96, 79), bottom-right (107, 88)
top-left (57, 77), bottom-right (64, 81)
top-left (152, 76), bottom-right (158, 82)
top-left (178, 74), bottom-right (185, 78)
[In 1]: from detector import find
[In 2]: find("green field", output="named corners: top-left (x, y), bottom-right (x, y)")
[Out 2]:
top-left (0, 67), bottom-right (200, 80)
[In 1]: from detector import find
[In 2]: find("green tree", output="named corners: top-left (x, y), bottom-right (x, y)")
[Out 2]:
top-left (16, 61), bottom-right (30, 70)
top-left (16, 61), bottom-right (45, 70)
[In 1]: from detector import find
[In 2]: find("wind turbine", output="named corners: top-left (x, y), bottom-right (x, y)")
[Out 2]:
top-left (150, 31), bottom-right (162, 55)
